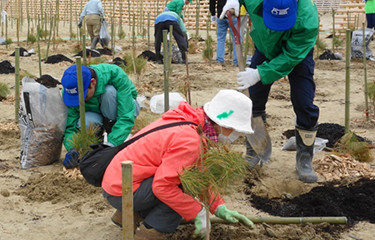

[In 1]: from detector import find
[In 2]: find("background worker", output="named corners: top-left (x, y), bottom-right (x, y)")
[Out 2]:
top-left (61, 63), bottom-right (139, 169)
top-left (209, 0), bottom-right (240, 66)
top-left (154, 11), bottom-right (188, 64)
top-left (221, 0), bottom-right (320, 183)
top-left (78, 0), bottom-right (105, 49)
top-left (165, 0), bottom-right (192, 20)
top-left (365, 0), bottom-right (375, 29)
top-left (102, 89), bottom-right (254, 239)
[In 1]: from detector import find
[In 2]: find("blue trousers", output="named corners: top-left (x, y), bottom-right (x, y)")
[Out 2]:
top-left (102, 177), bottom-right (182, 233)
top-left (366, 13), bottom-right (375, 29)
top-left (248, 49), bottom-right (319, 130)
top-left (77, 85), bottom-right (140, 129)
top-left (216, 17), bottom-right (239, 65)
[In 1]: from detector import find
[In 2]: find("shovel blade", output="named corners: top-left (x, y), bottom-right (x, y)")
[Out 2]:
top-left (246, 116), bottom-right (272, 163)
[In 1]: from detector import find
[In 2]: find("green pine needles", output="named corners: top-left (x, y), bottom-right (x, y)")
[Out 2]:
top-left (202, 36), bottom-right (214, 63)
top-left (180, 142), bottom-right (249, 206)
top-left (0, 82), bottom-right (10, 101)
top-left (70, 124), bottom-right (101, 156)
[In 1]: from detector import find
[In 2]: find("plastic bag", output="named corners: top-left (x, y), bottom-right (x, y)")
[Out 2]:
top-left (19, 77), bottom-right (67, 169)
top-left (351, 28), bottom-right (374, 59)
top-left (281, 137), bottom-right (328, 154)
top-left (99, 20), bottom-right (111, 48)
top-left (150, 92), bottom-right (186, 114)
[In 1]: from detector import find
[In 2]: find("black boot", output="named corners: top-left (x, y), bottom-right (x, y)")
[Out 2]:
top-left (180, 51), bottom-right (186, 64)
top-left (295, 127), bottom-right (318, 183)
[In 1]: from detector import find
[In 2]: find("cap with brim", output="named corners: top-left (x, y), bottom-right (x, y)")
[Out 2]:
top-left (263, 0), bottom-right (297, 31)
top-left (61, 65), bottom-right (92, 107)
top-left (203, 89), bottom-right (253, 134)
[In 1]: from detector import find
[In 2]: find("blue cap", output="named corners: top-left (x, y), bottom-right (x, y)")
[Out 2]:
top-left (263, 0), bottom-right (298, 31)
top-left (61, 65), bottom-right (92, 107)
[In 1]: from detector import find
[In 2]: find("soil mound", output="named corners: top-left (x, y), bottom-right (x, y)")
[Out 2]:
top-left (0, 60), bottom-right (15, 74)
top-left (97, 48), bottom-right (112, 56)
top-left (319, 49), bottom-right (342, 60)
top-left (45, 54), bottom-right (73, 64)
top-left (138, 50), bottom-right (158, 62)
top-left (112, 57), bottom-right (127, 66)
top-left (247, 178), bottom-right (375, 224)
top-left (35, 75), bottom-right (61, 88)
top-left (10, 47), bottom-right (31, 57)
top-left (283, 123), bottom-right (369, 148)
top-left (74, 49), bottom-right (101, 58)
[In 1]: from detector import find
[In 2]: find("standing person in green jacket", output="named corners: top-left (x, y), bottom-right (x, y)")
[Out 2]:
top-left (61, 63), bottom-right (139, 169)
top-left (221, 0), bottom-right (320, 183)
top-left (165, 0), bottom-right (192, 20)
top-left (365, 0), bottom-right (375, 29)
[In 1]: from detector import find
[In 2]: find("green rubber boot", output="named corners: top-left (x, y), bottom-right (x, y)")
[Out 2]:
top-left (295, 127), bottom-right (318, 183)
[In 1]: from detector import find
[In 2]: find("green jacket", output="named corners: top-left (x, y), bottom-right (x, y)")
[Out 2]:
top-left (166, 0), bottom-right (185, 19)
top-left (63, 63), bottom-right (138, 150)
top-left (240, 0), bottom-right (319, 84)
top-left (365, 0), bottom-right (375, 14)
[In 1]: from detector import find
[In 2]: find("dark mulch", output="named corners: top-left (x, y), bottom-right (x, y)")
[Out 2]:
top-left (35, 75), bottom-right (61, 88)
top-left (10, 47), bottom-right (31, 57)
top-left (0, 60), bottom-right (15, 74)
top-left (138, 50), bottom-right (158, 62)
top-left (319, 49), bottom-right (342, 60)
top-left (45, 54), bottom-right (73, 64)
top-left (74, 49), bottom-right (101, 58)
top-left (112, 57), bottom-right (127, 66)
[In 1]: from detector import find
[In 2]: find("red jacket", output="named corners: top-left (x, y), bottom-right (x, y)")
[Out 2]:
top-left (102, 101), bottom-right (225, 221)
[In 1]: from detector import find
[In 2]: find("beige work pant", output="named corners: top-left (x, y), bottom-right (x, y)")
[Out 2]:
top-left (85, 14), bottom-right (101, 39)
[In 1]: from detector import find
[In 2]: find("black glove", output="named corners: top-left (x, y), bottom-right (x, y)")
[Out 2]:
top-left (78, 22), bottom-right (82, 28)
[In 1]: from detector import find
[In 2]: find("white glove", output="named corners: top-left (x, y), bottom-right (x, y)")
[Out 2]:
top-left (219, 0), bottom-right (240, 19)
top-left (210, 15), bottom-right (217, 23)
top-left (194, 207), bottom-right (210, 238)
top-left (237, 68), bottom-right (261, 90)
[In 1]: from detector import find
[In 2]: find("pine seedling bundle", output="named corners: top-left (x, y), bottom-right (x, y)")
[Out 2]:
top-left (70, 124), bottom-right (101, 156)
top-left (336, 131), bottom-right (374, 163)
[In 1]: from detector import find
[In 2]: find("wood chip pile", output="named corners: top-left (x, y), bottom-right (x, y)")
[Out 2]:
top-left (63, 168), bottom-right (83, 180)
top-left (0, 121), bottom-right (19, 131)
top-left (314, 154), bottom-right (375, 181)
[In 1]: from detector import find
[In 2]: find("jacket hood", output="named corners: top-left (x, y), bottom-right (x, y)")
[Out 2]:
top-left (162, 101), bottom-right (205, 126)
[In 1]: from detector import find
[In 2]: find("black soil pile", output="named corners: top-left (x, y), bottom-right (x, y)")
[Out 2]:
top-left (97, 48), bottom-right (112, 56)
top-left (247, 178), bottom-right (375, 224)
top-left (36, 75), bottom-right (61, 88)
top-left (283, 123), bottom-right (369, 148)
top-left (112, 57), bottom-right (127, 66)
top-left (45, 54), bottom-right (73, 64)
top-left (10, 47), bottom-right (31, 57)
top-left (0, 60), bottom-right (15, 74)
top-left (74, 49), bottom-right (101, 58)
top-left (138, 50), bottom-right (158, 62)
top-left (319, 49), bottom-right (342, 60)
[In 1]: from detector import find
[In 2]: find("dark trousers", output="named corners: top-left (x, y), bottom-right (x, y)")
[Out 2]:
top-left (102, 177), bottom-right (182, 233)
top-left (366, 13), bottom-right (375, 29)
top-left (154, 20), bottom-right (187, 61)
top-left (248, 48), bottom-right (319, 130)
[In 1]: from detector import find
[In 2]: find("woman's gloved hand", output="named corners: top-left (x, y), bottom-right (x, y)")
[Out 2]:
top-left (214, 205), bottom-right (254, 228)
top-left (63, 148), bottom-right (80, 169)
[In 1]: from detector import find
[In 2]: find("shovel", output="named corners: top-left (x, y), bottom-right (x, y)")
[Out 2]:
top-left (227, 11), bottom-right (272, 164)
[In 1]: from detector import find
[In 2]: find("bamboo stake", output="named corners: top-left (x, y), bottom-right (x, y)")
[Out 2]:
top-left (15, 47), bottom-right (20, 122)
top-left (332, 8), bottom-right (335, 51)
top-left (128, 0), bottom-right (131, 32)
top-left (46, 17), bottom-right (53, 59)
top-left (132, 13), bottom-right (135, 49)
top-left (1, 1), bottom-right (3, 37)
top-left (26, 0), bottom-right (30, 45)
top-left (121, 161), bottom-right (134, 240)
top-left (70, 0), bottom-right (72, 39)
top-left (183, 216), bottom-right (348, 225)
top-left (147, 12), bottom-right (150, 49)
top-left (141, 0), bottom-right (144, 40)
top-left (362, 22), bottom-right (369, 121)
top-left (16, 17), bottom-right (19, 45)
top-left (119, 2), bottom-right (123, 38)
top-left (345, 29), bottom-right (351, 133)
top-left (37, 24), bottom-right (42, 76)
top-left (111, 0), bottom-right (115, 54)
top-left (82, 34), bottom-right (87, 65)
top-left (55, 0), bottom-right (59, 37)
top-left (75, 57), bottom-right (87, 142)
top-left (157, 0), bottom-right (160, 16)
top-left (195, 0), bottom-right (200, 37)
top-left (163, 30), bottom-right (169, 113)
top-left (5, 16), bottom-right (7, 49)
top-left (168, 25), bottom-right (173, 77)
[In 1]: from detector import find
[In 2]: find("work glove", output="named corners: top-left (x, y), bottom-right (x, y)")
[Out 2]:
top-left (78, 22), bottom-right (82, 28)
top-left (194, 207), bottom-right (210, 238)
top-left (237, 68), bottom-right (261, 90)
top-left (63, 148), bottom-right (80, 169)
top-left (215, 205), bottom-right (254, 228)
top-left (210, 15), bottom-right (217, 23)
top-left (219, 0), bottom-right (240, 19)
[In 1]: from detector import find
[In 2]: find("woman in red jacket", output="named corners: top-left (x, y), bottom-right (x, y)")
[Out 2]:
top-left (102, 89), bottom-right (254, 239)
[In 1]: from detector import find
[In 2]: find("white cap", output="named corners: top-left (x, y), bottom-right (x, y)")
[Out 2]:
top-left (203, 89), bottom-right (253, 134)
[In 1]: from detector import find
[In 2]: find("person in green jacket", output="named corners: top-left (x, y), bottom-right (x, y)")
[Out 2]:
top-left (61, 63), bottom-right (139, 169)
top-left (365, 0), bottom-right (375, 29)
top-left (221, 0), bottom-right (320, 183)
top-left (165, 0), bottom-right (192, 19)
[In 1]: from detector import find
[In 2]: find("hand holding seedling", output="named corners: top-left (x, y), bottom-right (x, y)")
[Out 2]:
top-left (215, 205), bottom-right (254, 228)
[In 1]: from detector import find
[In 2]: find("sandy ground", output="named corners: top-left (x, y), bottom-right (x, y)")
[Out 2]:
top-left (1, 13), bottom-right (375, 240)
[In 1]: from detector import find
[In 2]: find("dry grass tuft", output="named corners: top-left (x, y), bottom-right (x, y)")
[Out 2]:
top-left (336, 132), bottom-right (374, 163)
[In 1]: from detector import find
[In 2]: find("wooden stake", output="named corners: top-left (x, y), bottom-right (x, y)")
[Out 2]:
top-left (15, 47), bottom-right (20, 122)
top-left (362, 22), bottom-right (369, 121)
top-left (345, 29), bottom-right (351, 133)
top-left (75, 57), bottom-right (87, 142)
top-left (168, 25), bottom-right (173, 77)
top-left (82, 34), bottom-right (87, 65)
top-left (37, 24), bottom-right (42, 76)
top-left (147, 12), bottom-right (150, 49)
top-left (163, 30), bottom-right (170, 113)
top-left (332, 8), bottom-right (336, 51)
top-left (121, 161), bottom-right (134, 240)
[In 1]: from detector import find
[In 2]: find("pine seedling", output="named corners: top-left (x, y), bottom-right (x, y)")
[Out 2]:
top-left (70, 124), bottom-right (101, 156)
top-left (123, 52), bottom-right (147, 81)
top-left (336, 131), bottom-right (374, 163)
top-left (88, 56), bottom-right (107, 65)
top-left (202, 35), bottom-right (214, 63)
top-left (0, 82), bottom-right (10, 101)
top-left (180, 139), bottom-right (249, 207)
top-left (27, 34), bottom-right (36, 44)
top-left (118, 29), bottom-right (126, 40)
top-left (5, 38), bottom-right (13, 45)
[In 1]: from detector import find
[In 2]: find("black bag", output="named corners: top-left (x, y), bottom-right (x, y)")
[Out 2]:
top-left (79, 121), bottom-right (197, 187)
